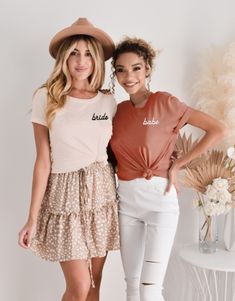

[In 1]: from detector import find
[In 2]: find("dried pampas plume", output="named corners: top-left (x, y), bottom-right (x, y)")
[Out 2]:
top-left (192, 42), bottom-right (235, 149)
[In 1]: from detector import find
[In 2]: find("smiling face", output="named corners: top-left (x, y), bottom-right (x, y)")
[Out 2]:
top-left (67, 39), bottom-right (94, 82)
top-left (115, 52), bottom-right (150, 95)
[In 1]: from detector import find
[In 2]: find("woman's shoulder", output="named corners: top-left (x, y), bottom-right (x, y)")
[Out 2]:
top-left (152, 91), bottom-right (183, 106)
top-left (152, 91), bottom-right (191, 120)
top-left (32, 86), bottom-right (48, 105)
top-left (153, 91), bottom-right (172, 100)
top-left (31, 86), bottom-right (48, 126)
top-left (114, 101), bottom-right (129, 115)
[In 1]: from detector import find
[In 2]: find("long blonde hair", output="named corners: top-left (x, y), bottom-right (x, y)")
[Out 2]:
top-left (41, 35), bottom-right (105, 128)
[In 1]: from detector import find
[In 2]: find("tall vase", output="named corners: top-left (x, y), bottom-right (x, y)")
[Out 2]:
top-left (199, 208), bottom-right (218, 253)
top-left (223, 208), bottom-right (235, 251)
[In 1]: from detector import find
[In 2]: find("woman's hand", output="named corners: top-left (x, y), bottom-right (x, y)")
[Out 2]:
top-left (164, 164), bottom-right (180, 195)
top-left (18, 220), bottom-right (36, 249)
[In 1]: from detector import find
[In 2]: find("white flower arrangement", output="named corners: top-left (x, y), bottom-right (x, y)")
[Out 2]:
top-left (192, 176), bottom-right (232, 249)
top-left (193, 178), bottom-right (232, 216)
top-left (178, 42), bottom-right (235, 251)
top-left (181, 41), bottom-right (235, 214)
top-left (176, 136), bottom-right (235, 215)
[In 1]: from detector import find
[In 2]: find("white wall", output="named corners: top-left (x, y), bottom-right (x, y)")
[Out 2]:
top-left (1, 0), bottom-right (234, 300)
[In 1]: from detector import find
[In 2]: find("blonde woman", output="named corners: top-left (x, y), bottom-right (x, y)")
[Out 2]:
top-left (18, 18), bottom-right (119, 301)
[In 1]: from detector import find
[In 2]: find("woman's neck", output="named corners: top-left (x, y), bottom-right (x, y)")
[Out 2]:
top-left (130, 90), bottom-right (152, 108)
top-left (69, 80), bottom-right (97, 99)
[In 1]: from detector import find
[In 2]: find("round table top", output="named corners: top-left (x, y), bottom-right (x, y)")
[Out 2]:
top-left (178, 244), bottom-right (235, 272)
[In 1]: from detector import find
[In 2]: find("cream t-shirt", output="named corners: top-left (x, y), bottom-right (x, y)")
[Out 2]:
top-left (31, 87), bottom-right (117, 173)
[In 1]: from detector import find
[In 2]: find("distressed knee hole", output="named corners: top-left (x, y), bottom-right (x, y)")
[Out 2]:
top-left (142, 283), bottom-right (155, 285)
top-left (145, 260), bottom-right (160, 263)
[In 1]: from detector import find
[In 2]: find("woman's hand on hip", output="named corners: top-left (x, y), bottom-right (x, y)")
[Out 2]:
top-left (164, 164), bottom-right (180, 195)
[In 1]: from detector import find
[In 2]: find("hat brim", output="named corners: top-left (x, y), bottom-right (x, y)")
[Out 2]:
top-left (49, 25), bottom-right (114, 61)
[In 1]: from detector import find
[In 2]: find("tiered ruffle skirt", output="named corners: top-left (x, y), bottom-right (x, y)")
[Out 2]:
top-left (31, 161), bottom-right (120, 261)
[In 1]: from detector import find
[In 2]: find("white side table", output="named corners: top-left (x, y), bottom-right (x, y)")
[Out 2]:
top-left (178, 244), bottom-right (235, 301)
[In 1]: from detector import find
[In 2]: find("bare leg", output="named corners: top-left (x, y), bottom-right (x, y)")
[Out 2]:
top-left (86, 255), bottom-right (107, 301)
top-left (60, 259), bottom-right (91, 301)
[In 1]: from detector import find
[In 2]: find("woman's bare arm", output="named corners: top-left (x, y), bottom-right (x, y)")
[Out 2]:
top-left (165, 110), bottom-right (228, 193)
top-left (174, 110), bottom-right (228, 169)
top-left (18, 123), bottom-right (51, 248)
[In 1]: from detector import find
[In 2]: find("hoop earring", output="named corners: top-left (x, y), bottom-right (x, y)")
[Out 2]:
top-left (146, 76), bottom-right (151, 91)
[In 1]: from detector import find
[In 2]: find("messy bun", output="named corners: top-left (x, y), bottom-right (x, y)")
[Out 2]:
top-left (112, 37), bottom-right (158, 70)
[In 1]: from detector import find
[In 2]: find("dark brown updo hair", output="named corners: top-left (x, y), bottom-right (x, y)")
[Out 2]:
top-left (111, 37), bottom-right (157, 71)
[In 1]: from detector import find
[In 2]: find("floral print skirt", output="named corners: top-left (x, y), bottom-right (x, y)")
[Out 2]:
top-left (31, 161), bottom-right (120, 262)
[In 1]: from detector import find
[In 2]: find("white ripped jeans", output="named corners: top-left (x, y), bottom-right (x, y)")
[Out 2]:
top-left (118, 177), bottom-right (179, 301)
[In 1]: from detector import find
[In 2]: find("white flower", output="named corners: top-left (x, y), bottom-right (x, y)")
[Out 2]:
top-left (204, 202), bottom-right (216, 216)
top-left (202, 189), bottom-right (232, 216)
top-left (205, 185), bottom-right (218, 200)
top-left (212, 178), bottom-right (229, 190)
top-left (195, 176), bottom-right (232, 216)
top-left (215, 204), bottom-right (227, 215)
top-left (227, 146), bottom-right (235, 160)
top-left (217, 190), bottom-right (232, 204)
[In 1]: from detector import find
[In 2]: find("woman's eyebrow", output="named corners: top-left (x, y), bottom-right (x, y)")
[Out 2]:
top-left (132, 63), bottom-right (143, 66)
top-left (115, 62), bottom-right (143, 68)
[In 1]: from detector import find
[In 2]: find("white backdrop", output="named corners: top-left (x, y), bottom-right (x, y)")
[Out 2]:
top-left (1, 0), bottom-right (235, 300)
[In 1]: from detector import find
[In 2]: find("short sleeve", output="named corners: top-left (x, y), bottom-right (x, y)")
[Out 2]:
top-left (30, 87), bottom-right (48, 127)
top-left (168, 94), bottom-right (194, 132)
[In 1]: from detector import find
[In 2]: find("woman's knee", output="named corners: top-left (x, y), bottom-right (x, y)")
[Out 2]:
top-left (140, 283), bottom-right (164, 301)
top-left (66, 280), bottom-right (91, 301)
top-left (125, 276), bottom-right (140, 296)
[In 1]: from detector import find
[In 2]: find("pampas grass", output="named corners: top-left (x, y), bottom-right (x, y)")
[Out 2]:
top-left (192, 42), bottom-right (235, 149)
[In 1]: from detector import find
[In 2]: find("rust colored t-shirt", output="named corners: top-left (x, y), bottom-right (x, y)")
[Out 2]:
top-left (110, 91), bottom-right (194, 180)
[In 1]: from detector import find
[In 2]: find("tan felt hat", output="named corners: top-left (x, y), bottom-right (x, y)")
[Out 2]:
top-left (49, 17), bottom-right (114, 60)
